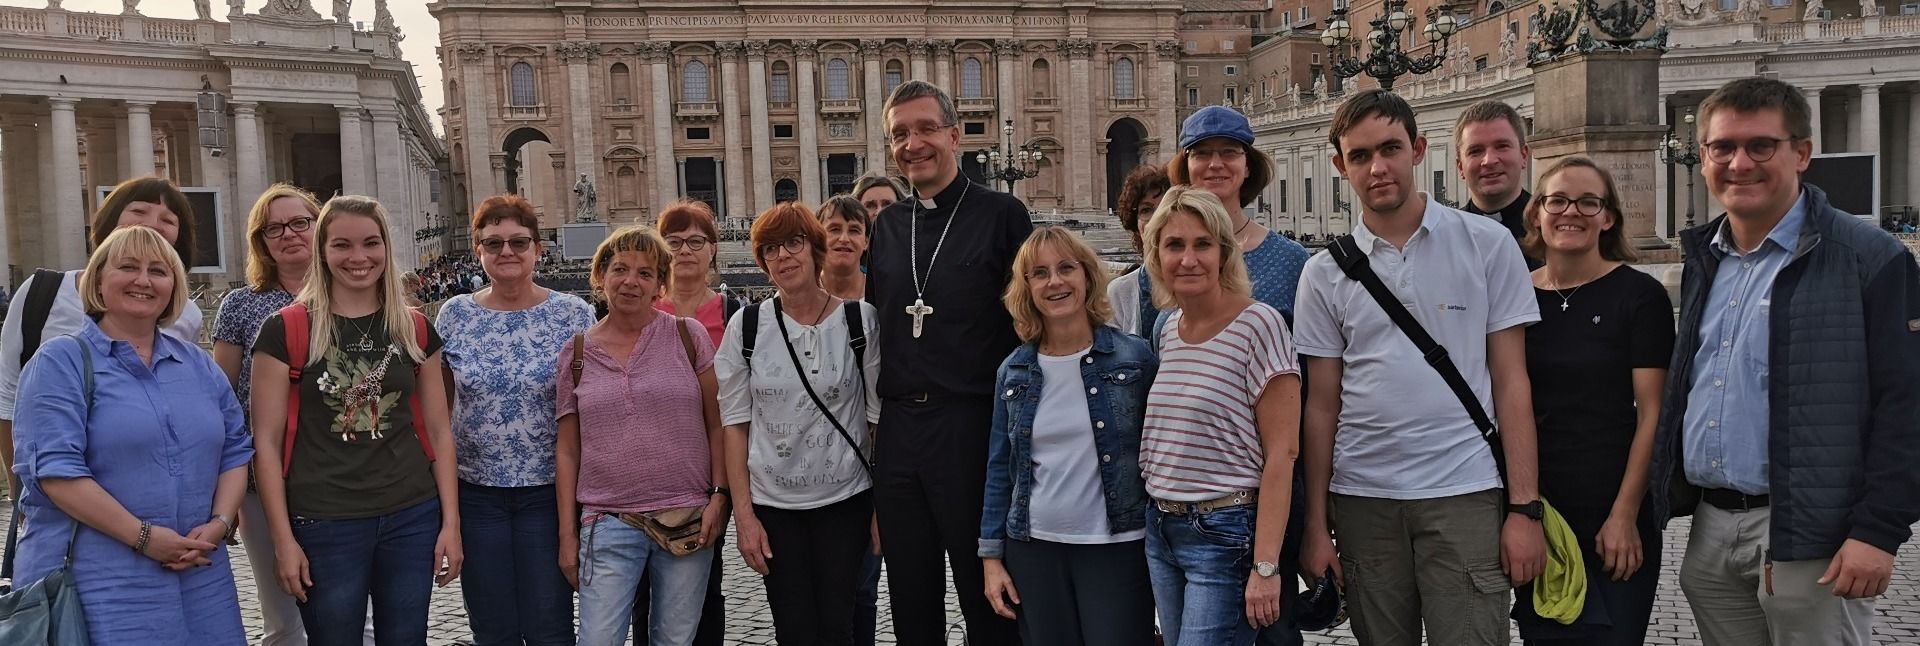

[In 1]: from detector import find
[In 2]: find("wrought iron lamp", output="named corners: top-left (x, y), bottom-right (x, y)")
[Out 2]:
top-left (1321, 0), bottom-right (1459, 92)
top-left (1658, 111), bottom-right (1701, 229)
top-left (976, 119), bottom-right (1042, 191)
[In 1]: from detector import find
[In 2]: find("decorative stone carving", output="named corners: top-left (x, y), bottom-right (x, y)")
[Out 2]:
top-left (928, 39), bottom-right (954, 57)
top-left (1155, 40), bottom-right (1182, 58)
top-left (860, 39), bottom-right (885, 58)
top-left (994, 39), bottom-right (1023, 58)
top-left (717, 40), bottom-right (743, 60)
top-left (1500, 25), bottom-right (1518, 66)
top-left (907, 39), bottom-right (932, 58)
top-left (1311, 73), bottom-right (1325, 97)
top-left (332, 0), bottom-right (349, 24)
top-left (1669, 0), bottom-right (1714, 25)
top-left (574, 173), bottom-right (598, 222)
top-left (793, 39), bottom-right (818, 60)
top-left (123, 0), bottom-right (140, 16)
top-left (195, 0), bottom-right (212, 20)
top-left (640, 41), bottom-right (674, 63)
top-left (228, 0), bottom-right (244, 19)
top-left (557, 40), bottom-right (600, 64)
top-left (456, 42), bottom-right (489, 62)
top-left (374, 0), bottom-right (396, 32)
top-left (1733, 0), bottom-right (1762, 21)
top-left (745, 40), bottom-right (767, 60)
top-left (1861, 0), bottom-right (1880, 16)
top-left (262, 0), bottom-right (322, 20)
top-left (1287, 81), bottom-right (1301, 103)
top-left (1063, 38), bottom-right (1094, 58)
top-left (829, 122), bottom-right (854, 139)
top-left (46, 0), bottom-right (61, 9)
top-left (775, 155), bottom-right (795, 168)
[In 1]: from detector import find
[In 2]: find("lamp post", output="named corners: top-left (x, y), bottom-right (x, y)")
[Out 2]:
top-left (1658, 111), bottom-right (1702, 230)
top-left (1321, 0), bottom-right (1459, 92)
top-left (976, 119), bottom-right (1042, 192)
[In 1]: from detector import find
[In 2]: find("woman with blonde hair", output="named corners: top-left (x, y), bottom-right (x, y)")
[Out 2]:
top-left (10, 226), bottom-right (252, 644)
top-left (979, 226), bottom-right (1159, 645)
top-left (558, 225), bottom-right (728, 646)
top-left (1140, 187), bottom-right (1301, 645)
top-left (210, 182), bottom-right (323, 646)
top-left (249, 195), bottom-right (464, 646)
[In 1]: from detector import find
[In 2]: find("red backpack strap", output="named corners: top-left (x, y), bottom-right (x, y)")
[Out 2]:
top-left (278, 303), bottom-right (311, 477)
top-left (408, 310), bottom-right (436, 462)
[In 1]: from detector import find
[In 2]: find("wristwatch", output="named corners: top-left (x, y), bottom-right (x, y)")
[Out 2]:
top-left (1254, 561), bottom-right (1280, 577)
top-left (707, 486), bottom-right (732, 501)
top-left (1507, 500), bottom-right (1545, 521)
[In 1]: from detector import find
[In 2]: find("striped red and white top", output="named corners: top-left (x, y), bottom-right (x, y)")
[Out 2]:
top-left (1142, 302), bottom-right (1300, 502)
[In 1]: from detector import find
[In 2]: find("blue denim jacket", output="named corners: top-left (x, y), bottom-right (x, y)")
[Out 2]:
top-left (978, 325), bottom-right (1158, 558)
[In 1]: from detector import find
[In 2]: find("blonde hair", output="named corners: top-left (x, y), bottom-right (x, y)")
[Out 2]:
top-left (244, 183), bottom-right (323, 292)
top-left (295, 196), bottom-right (424, 366)
top-left (81, 226), bottom-right (189, 326)
top-left (589, 225), bottom-right (675, 300)
top-left (1142, 185), bottom-right (1253, 310)
top-left (1003, 226), bottom-right (1114, 343)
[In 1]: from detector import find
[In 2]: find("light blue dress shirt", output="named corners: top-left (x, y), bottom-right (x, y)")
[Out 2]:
top-left (1683, 191), bottom-right (1809, 495)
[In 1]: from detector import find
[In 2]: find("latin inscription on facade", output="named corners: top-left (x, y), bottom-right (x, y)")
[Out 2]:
top-left (566, 14), bottom-right (1083, 28)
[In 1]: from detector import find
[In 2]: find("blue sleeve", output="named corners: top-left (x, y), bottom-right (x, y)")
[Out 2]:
top-left (205, 352), bottom-right (255, 473)
top-left (15, 338), bottom-right (93, 482)
top-left (978, 359), bottom-right (1016, 559)
top-left (1853, 249), bottom-right (1920, 554)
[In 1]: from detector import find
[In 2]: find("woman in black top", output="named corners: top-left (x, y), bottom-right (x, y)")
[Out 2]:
top-left (1514, 156), bottom-right (1674, 645)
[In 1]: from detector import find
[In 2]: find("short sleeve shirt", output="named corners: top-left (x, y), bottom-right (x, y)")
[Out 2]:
top-left (1292, 196), bottom-right (1540, 499)
top-left (254, 310), bottom-right (444, 519)
top-left (557, 314), bottom-right (717, 515)
top-left (212, 286), bottom-right (296, 414)
top-left (1141, 303), bottom-right (1300, 501)
top-left (437, 291), bottom-right (596, 487)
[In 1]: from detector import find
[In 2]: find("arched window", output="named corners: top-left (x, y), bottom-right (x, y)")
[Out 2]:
top-left (775, 178), bottom-right (799, 203)
top-left (509, 62), bottom-right (537, 106)
top-left (1029, 59), bottom-right (1052, 98)
top-left (448, 80), bottom-right (460, 108)
top-left (683, 60), bottom-right (711, 102)
top-left (608, 63), bottom-right (632, 104)
top-left (771, 61), bottom-right (792, 103)
top-left (826, 58), bottom-right (852, 100)
top-left (1113, 57), bottom-right (1137, 99)
top-left (885, 60), bottom-right (905, 94)
top-left (960, 57), bottom-right (984, 98)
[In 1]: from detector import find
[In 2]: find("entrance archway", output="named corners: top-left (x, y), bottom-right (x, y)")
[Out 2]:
top-left (500, 127), bottom-right (552, 196)
top-left (1105, 118), bottom-right (1147, 212)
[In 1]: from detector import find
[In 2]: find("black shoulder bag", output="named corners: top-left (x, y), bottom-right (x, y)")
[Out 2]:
top-left (767, 298), bottom-right (874, 474)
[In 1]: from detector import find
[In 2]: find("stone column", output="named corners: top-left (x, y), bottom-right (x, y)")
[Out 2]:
top-left (49, 98), bottom-right (86, 269)
top-left (796, 40), bottom-right (823, 204)
top-left (995, 38), bottom-right (1020, 142)
top-left (1859, 83), bottom-right (1882, 154)
top-left (560, 40), bottom-right (601, 188)
top-left (1528, 50), bottom-right (1671, 258)
top-left (370, 110), bottom-right (407, 221)
top-left (550, 151), bottom-right (568, 215)
top-left (125, 101), bottom-right (156, 178)
top-left (38, 120), bottom-right (56, 270)
top-left (457, 43), bottom-right (497, 203)
top-left (645, 42), bottom-right (679, 205)
top-left (1909, 92), bottom-right (1920, 209)
top-left (677, 158), bottom-right (689, 197)
top-left (1065, 39), bottom-right (1094, 209)
top-left (718, 41), bottom-right (748, 222)
top-left (1154, 41), bottom-right (1182, 163)
top-left (1805, 86), bottom-right (1825, 154)
top-left (862, 40), bottom-right (887, 172)
top-left (746, 41), bottom-right (774, 211)
top-left (931, 40), bottom-right (953, 94)
top-left (232, 102), bottom-right (265, 212)
top-left (908, 39), bottom-right (930, 83)
top-left (338, 107), bottom-right (368, 195)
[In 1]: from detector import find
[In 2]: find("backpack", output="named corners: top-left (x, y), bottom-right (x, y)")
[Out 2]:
top-left (13, 269), bottom-right (67, 369)
top-left (275, 302), bottom-right (435, 477)
top-left (740, 299), bottom-right (867, 380)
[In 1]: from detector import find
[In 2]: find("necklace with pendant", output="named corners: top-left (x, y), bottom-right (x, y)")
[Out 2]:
top-left (906, 180), bottom-right (969, 339)
top-left (341, 314), bottom-right (380, 352)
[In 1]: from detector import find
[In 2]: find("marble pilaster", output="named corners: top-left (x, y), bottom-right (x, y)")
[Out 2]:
top-left (862, 40), bottom-right (887, 172)
top-left (719, 40), bottom-right (748, 222)
top-left (646, 41), bottom-right (679, 206)
top-left (125, 101), bottom-right (155, 178)
top-left (338, 107), bottom-right (368, 195)
top-left (796, 39), bottom-right (822, 204)
top-left (746, 40), bottom-right (774, 211)
top-left (1066, 39), bottom-right (1094, 209)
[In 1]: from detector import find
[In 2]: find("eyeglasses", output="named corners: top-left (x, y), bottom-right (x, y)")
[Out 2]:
top-left (888, 122), bottom-right (956, 146)
top-left (1703, 137), bottom-right (1793, 165)
top-left (1540, 195), bottom-right (1608, 217)
top-left (758, 236), bottom-right (809, 259)
top-left (479, 236), bottom-right (535, 255)
top-left (665, 236), bottom-right (710, 252)
top-left (1188, 146), bottom-right (1247, 161)
top-left (1025, 261), bottom-right (1082, 283)
top-left (262, 217), bottom-right (314, 240)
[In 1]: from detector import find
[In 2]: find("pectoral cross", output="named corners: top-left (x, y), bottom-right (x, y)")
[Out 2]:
top-left (906, 299), bottom-right (933, 338)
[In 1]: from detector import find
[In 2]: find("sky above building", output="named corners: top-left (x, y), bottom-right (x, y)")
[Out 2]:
top-left (1, 0), bottom-right (446, 133)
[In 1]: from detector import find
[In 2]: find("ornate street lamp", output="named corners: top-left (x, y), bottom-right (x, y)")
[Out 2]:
top-left (976, 119), bottom-right (1042, 192)
top-left (1658, 111), bottom-right (1702, 230)
top-left (1321, 0), bottom-right (1459, 92)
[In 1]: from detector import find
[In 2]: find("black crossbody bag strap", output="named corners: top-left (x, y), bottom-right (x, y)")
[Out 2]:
top-left (770, 297), bottom-right (874, 475)
top-left (1327, 235), bottom-right (1508, 482)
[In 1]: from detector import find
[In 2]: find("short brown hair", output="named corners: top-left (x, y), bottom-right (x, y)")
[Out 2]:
top-left (656, 199), bottom-right (720, 243)
top-left (750, 202), bottom-right (829, 274)
top-left (1003, 227), bottom-right (1114, 343)
top-left (1521, 156), bottom-right (1637, 263)
top-left (1167, 143), bottom-right (1275, 208)
top-left (590, 225), bottom-right (674, 297)
top-left (1116, 165), bottom-right (1172, 235)
top-left (1329, 89), bottom-right (1420, 156)
top-left (471, 194), bottom-right (541, 235)
top-left (91, 176), bottom-right (195, 267)
top-left (1452, 100), bottom-right (1528, 156)
top-left (1695, 76), bottom-right (1813, 142)
top-left (244, 183), bottom-right (322, 292)
top-left (817, 195), bottom-right (872, 231)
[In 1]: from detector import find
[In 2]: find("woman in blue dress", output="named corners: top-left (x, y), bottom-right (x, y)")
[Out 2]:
top-left (11, 225), bottom-right (254, 645)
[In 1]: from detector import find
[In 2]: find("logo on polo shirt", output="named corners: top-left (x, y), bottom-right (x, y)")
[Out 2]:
top-left (1436, 303), bottom-right (1467, 312)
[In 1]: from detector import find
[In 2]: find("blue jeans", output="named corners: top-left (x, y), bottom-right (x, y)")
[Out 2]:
top-left (458, 482), bottom-right (573, 646)
top-left (577, 515), bottom-right (715, 646)
top-left (1146, 504), bottom-right (1259, 646)
top-left (292, 497), bottom-right (443, 646)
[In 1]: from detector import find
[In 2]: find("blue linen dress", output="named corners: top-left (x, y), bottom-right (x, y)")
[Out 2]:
top-left (10, 320), bottom-right (254, 645)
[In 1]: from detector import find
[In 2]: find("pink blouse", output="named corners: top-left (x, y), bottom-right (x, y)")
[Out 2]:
top-left (654, 293), bottom-right (726, 347)
top-left (557, 313), bottom-right (716, 514)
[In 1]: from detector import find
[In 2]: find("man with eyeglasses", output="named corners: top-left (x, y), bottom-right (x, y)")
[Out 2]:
top-left (866, 79), bottom-right (1030, 646)
top-left (1647, 76), bottom-right (1920, 646)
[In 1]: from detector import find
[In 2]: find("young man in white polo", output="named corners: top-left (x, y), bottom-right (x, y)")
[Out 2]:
top-left (1294, 89), bottom-right (1547, 645)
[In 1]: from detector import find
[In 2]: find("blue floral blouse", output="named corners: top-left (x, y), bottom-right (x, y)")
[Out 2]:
top-left (435, 290), bottom-right (596, 487)
top-left (212, 286), bottom-right (296, 414)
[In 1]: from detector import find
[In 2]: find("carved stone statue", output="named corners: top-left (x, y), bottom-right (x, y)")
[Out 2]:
top-left (1499, 27), bottom-right (1518, 66)
top-left (228, 0), bottom-right (245, 19)
top-left (45, 0), bottom-right (61, 10)
top-left (1310, 74), bottom-right (1326, 97)
top-left (122, 0), bottom-right (140, 15)
top-left (332, 0), bottom-right (350, 24)
top-left (1861, 0), bottom-right (1880, 16)
top-left (1287, 81), bottom-right (1301, 103)
top-left (573, 173), bottom-right (598, 222)
top-left (374, 0), bottom-right (395, 31)
top-left (1453, 43), bottom-right (1474, 76)
top-left (1734, 0), bottom-right (1763, 20)
top-left (263, 0), bottom-right (320, 20)
top-left (1803, 0), bottom-right (1826, 19)
top-left (1341, 76), bottom-right (1356, 95)
top-left (195, 0), bottom-right (212, 20)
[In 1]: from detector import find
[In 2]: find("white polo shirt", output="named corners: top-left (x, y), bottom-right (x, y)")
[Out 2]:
top-left (1293, 195), bottom-right (1539, 500)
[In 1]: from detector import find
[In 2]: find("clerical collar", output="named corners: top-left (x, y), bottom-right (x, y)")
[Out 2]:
top-left (914, 176), bottom-right (969, 212)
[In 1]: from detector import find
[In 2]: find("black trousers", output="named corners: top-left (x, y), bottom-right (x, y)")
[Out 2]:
top-left (1003, 539), bottom-right (1156, 646)
top-left (875, 396), bottom-right (1020, 646)
top-left (631, 536), bottom-right (724, 646)
top-left (756, 490), bottom-right (875, 646)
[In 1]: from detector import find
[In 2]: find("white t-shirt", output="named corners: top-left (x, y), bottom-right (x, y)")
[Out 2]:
top-left (1291, 196), bottom-right (1539, 500)
top-left (1, 269), bottom-right (204, 420)
top-left (1029, 348), bottom-right (1146, 544)
top-left (1141, 302), bottom-right (1299, 502)
top-left (715, 298), bottom-right (882, 510)
top-left (1107, 267), bottom-right (1143, 335)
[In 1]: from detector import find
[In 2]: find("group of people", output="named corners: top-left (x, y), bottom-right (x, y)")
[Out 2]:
top-left (2, 75), bottom-right (1916, 646)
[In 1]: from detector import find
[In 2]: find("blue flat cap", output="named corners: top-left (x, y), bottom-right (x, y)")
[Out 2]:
top-left (1179, 105), bottom-right (1255, 149)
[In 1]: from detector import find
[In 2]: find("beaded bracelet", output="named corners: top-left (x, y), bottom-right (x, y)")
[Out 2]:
top-left (132, 520), bottom-right (153, 553)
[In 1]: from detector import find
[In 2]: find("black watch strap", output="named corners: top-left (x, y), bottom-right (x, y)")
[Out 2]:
top-left (708, 486), bottom-right (732, 500)
top-left (1507, 500), bottom-right (1544, 521)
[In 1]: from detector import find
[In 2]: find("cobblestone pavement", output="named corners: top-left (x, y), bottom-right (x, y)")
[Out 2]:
top-left (4, 506), bottom-right (1918, 644)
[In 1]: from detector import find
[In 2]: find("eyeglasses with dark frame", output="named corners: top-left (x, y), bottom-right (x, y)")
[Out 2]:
top-left (478, 236), bottom-right (536, 255)
top-left (1540, 194), bottom-right (1608, 217)
top-left (1024, 260), bottom-right (1083, 283)
top-left (262, 217), bottom-right (314, 240)
top-left (758, 236), bottom-right (809, 259)
top-left (665, 235), bottom-right (711, 252)
top-left (888, 122), bottom-right (957, 146)
top-left (1702, 137), bottom-right (1794, 165)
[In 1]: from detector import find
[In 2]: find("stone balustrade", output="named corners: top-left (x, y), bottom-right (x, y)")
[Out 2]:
top-left (0, 8), bottom-right (229, 45)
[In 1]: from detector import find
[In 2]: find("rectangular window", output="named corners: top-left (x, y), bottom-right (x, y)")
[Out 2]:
top-left (1187, 87), bottom-right (1199, 106)
top-left (1312, 53), bottom-right (1321, 64)
top-left (886, 69), bottom-right (904, 93)
top-left (1226, 87), bottom-right (1237, 105)
top-left (1475, 56), bottom-right (1488, 71)
top-left (1306, 178), bottom-right (1315, 211)
top-left (687, 127), bottom-right (711, 140)
top-left (1221, 40), bottom-right (1235, 51)
top-left (1185, 41), bottom-right (1198, 52)
top-left (1278, 179), bottom-right (1288, 213)
top-left (772, 124), bottom-right (794, 138)
top-left (429, 170), bottom-right (441, 202)
top-left (1225, 65), bottom-right (1238, 76)
top-left (1768, 0), bottom-right (1788, 6)
top-left (1434, 170), bottom-right (1445, 194)
top-left (771, 71), bottom-right (791, 103)
top-left (964, 121), bottom-right (986, 135)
